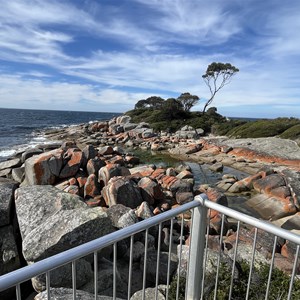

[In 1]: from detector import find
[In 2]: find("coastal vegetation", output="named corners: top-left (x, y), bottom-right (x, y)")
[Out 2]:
top-left (169, 261), bottom-right (300, 299)
top-left (127, 96), bottom-right (300, 143)
top-left (127, 61), bottom-right (299, 143)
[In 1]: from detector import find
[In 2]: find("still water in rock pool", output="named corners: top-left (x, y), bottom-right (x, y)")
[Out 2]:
top-left (132, 149), bottom-right (259, 217)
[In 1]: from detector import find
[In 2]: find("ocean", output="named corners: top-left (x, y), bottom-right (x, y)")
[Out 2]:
top-left (0, 108), bottom-right (120, 162)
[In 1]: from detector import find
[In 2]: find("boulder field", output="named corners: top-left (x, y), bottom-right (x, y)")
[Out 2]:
top-left (0, 115), bottom-right (300, 299)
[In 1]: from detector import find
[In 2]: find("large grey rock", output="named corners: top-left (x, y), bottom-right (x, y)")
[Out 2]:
top-left (116, 115), bottom-right (131, 124)
top-left (99, 164), bottom-right (131, 187)
top-left (140, 250), bottom-right (178, 284)
top-left (175, 126), bottom-right (198, 139)
top-left (15, 186), bottom-right (115, 261)
top-left (130, 286), bottom-right (166, 299)
top-left (102, 177), bottom-right (144, 208)
top-left (32, 258), bottom-right (92, 292)
top-left (23, 207), bottom-right (113, 261)
top-left (123, 123), bottom-right (138, 131)
top-left (0, 158), bottom-right (21, 171)
top-left (106, 204), bottom-right (131, 227)
top-left (11, 166), bottom-right (25, 183)
top-left (82, 145), bottom-right (96, 163)
top-left (109, 123), bottom-right (124, 134)
top-left (21, 148), bottom-right (43, 163)
top-left (117, 210), bottom-right (139, 229)
top-left (0, 178), bottom-right (19, 226)
top-left (25, 149), bottom-right (64, 185)
top-left (87, 157), bottom-right (106, 176)
top-left (15, 185), bottom-right (85, 239)
top-left (0, 168), bottom-right (11, 177)
top-left (177, 245), bottom-right (189, 278)
top-left (81, 258), bottom-right (128, 298)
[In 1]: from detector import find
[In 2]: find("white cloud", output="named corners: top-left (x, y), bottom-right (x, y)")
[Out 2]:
top-left (0, 73), bottom-right (155, 112)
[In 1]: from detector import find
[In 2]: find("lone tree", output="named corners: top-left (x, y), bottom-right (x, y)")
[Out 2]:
top-left (202, 62), bottom-right (239, 114)
top-left (177, 92), bottom-right (199, 112)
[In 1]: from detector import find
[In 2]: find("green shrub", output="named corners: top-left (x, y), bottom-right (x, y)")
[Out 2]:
top-left (168, 276), bottom-right (186, 300)
top-left (228, 118), bottom-right (300, 138)
top-left (212, 119), bottom-right (247, 136)
top-left (168, 261), bottom-right (300, 300)
top-left (280, 124), bottom-right (300, 140)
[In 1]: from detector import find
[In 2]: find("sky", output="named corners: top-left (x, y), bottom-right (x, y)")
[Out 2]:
top-left (0, 0), bottom-right (299, 118)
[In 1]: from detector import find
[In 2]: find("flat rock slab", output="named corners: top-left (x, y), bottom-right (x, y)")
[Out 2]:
top-left (0, 158), bottom-right (21, 171)
top-left (217, 137), bottom-right (300, 161)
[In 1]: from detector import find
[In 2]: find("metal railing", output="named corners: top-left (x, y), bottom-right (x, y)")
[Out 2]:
top-left (1, 194), bottom-right (300, 299)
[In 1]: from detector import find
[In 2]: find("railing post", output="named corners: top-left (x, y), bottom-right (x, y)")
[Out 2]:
top-left (186, 194), bottom-right (208, 300)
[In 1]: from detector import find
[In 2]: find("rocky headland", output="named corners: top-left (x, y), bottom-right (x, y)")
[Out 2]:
top-left (0, 115), bottom-right (300, 299)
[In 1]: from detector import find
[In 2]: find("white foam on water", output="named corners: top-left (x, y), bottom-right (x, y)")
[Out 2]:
top-left (30, 136), bottom-right (47, 143)
top-left (0, 149), bottom-right (17, 158)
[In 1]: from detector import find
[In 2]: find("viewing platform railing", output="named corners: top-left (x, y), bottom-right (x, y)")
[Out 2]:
top-left (1, 194), bottom-right (300, 299)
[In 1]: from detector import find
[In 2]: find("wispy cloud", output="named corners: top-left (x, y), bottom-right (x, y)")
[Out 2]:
top-left (132, 0), bottom-right (241, 45)
top-left (0, 73), bottom-right (156, 111)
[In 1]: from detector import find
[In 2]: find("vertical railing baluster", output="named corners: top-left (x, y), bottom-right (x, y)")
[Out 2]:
top-left (94, 251), bottom-right (98, 300)
top-left (166, 217), bottom-right (174, 299)
top-left (287, 244), bottom-right (300, 300)
top-left (16, 284), bottom-right (21, 300)
top-left (155, 223), bottom-right (162, 300)
top-left (186, 194), bottom-right (208, 299)
top-left (228, 220), bottom-right (240, 300)
top-left (72, 260), bottom-right (77, 300)
top-left (176, 215), bottom-right (184, 300)
top-left (46, 271), bottom-right (51, 300)
top-left (200, 208), bottom-right (211, 300)
top-left (185, 208), bottom-right (194, 299)
top-left (213, 213), bottom-right (225, 300)
top-left (113, 243), bottom-right (117, 300)
top-left (142, 228), bottom-right (149, 300)
top-left (246, 227), bottom-right (258, 300)
top-left (127, 235), bottom-right (134, 300)
top-left (265, 236), bottom-right (277, 300)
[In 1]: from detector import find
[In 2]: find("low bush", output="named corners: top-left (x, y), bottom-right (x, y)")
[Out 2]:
top-left (280, 124), bottom-right (300, 140)
top-left (168, 261), bottom-right (300, 300)
top-left (228, 118), bottom-right (300, 138)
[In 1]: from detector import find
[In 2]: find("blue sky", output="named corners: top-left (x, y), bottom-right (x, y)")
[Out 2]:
top-left (0, 0), bottom-right (299, 118)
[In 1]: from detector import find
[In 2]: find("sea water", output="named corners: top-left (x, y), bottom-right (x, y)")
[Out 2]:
top-left (0, 108), bottom-right (120, 162)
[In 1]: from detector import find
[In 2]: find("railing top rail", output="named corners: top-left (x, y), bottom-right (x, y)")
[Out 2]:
top-left (0, 197), bottom-right (201, 292)
top-left (195, 195), bottom-right (300, 245)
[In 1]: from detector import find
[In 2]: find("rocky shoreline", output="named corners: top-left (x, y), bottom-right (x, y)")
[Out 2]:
top-left (0, 115), bottom-right (300, 299)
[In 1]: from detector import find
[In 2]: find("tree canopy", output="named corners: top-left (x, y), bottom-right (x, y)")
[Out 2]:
top-left (177, 92), bottom-right (199, 112)
top-left (134, 96), bottom-right (165, 110)
top-left (202, 62), bottom-right (239, 114)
